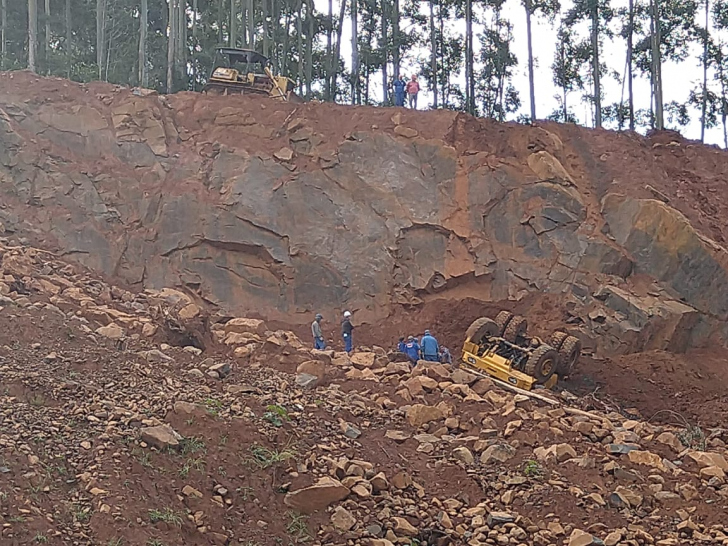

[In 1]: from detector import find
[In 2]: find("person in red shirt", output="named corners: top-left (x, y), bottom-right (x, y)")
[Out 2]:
top-left (406, 75), bottom-right (420, 109)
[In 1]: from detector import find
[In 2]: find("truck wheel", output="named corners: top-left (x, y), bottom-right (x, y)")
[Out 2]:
top-left (524, 345), bottom-right (559, 384)
top-left (503, 315), bottom-right (528, 343)
top-left (465, 318), bottom-right (499, 345)
top-left (494, 311), bottom-right (513, 336)
top-left (556, 336), bottom-right (582, 377)
top-left (549, 331), bottom-right (568, 351)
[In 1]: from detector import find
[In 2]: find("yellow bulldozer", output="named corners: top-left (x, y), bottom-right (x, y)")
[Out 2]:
top-left (461, 310), bottom-right (581, 391)
top-left (203, 47), bottom-right (302, 102)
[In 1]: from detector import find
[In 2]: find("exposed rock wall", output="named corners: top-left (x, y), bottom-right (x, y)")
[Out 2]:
top-left (0, 72), bottom-right (727, 354)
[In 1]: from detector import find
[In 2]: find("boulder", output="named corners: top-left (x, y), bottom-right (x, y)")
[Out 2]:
top-left (208, 362), bottom-right (231, 379)
top-left (331, 506), bottom-right (357, 532)
top-left (452, 446), bottom-right (475, 465)
top-left (297, 360), bottom-right (327, 379)
top-left (527, 151), bottom-right (575, 186)
top-left (296, 373), bottom-right (319, 389)
top-left (406, 404), bottom-right (444, 427)
top-left (392, 517), bottom-right (417, 536)
top-left (568, 529), bottom-right (601, 546)
top-left (393, 125), bottom-right (418, 138)
top-left (178, 303), bottom-right (201, 320)
top-left (480, 443), bottom-right (516, 464)
top-left (627, 450), bottom-right (667, 472)
top-left (140, 425), bottom-right (182, 450)
top-left (283, 477), bottom-right (350, 513)
top-left (656, 431), bottom-right (684, 453)
top-left (173, 401), bottom-right (206, 417)
top-left (350, 352), bottom-right (377, 368)
top-left (687, 451), bottom-right (728, 470)
top-left (224, 318), bottom-right (266, 335)
top-left (96, 323), bottom-right (124, 340)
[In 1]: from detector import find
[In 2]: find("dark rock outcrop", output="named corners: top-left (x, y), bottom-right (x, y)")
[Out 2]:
top-left (0, 73), bottom-right (726, 353)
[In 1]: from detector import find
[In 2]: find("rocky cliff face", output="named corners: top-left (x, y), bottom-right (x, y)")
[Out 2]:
top-left (1, 72), bottom-right (727, 355)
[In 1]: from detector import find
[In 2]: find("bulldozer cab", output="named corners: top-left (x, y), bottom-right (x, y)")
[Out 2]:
top-left (205, 47), bottom-right (299, 101)
top-left (214, 48), bottom-right (268, 80)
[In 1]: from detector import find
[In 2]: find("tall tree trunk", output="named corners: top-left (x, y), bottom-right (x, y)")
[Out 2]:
top-left (393, 0), bottom-right (400, 80)
top-left (331, 0), bottom-right (347, 101)
top-left (591, 0), bottom-right (602, 127)
top-left (262, 0), bottom-right (269, 57)
top-left (525, 0), bottom-right (536, 121)
top-left (430, 0), bottom-right (437, 107)
top-left (249, 0), bottom-right (255, 48)
top-left (465, 0), bottom-right (473, 114)
top-left (96, 0), bottom-right (106, 79)
top-left (297, 0), bottom-right (303, 95)
top-left (230, 0), bottom-right (236, 47)
top-left (218, 0), bottom-right (223, 44)
top-left (651, 0), bottom-right (664, 129)
top-left (305, 0), bottom-right (313, 98)
top-left (351, 0), bottom-right (359, 103)
top-left (139, 0), bottom-right (148, 86)
top-left (627, 0), bottom-right (634, 130)
top-left (701, 0), bottom-right (709, 141)
top-left (2, 0), bottom-right (8, 70)
top-left (325, 0), bottom-right (332, 100)
top-left (65, 0), bottom-right (72, 77)
top-left (168, 0), bottom-right (176, 92)
top-left (44, 0), bottom-right (50, 71)
top-left (29, 0), bottom-right (38, 73)
top-left (282, 10), bottom-right (290, 75)
top-left (381, 0), bottom-right (388, 104)
top-left (177, 0), bottom-right (186, 87)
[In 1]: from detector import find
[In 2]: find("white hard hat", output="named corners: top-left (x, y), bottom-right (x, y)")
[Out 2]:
top-left (344, 311), bottom-right (352, 318)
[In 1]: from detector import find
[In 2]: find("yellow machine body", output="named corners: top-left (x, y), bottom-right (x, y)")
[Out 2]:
top-left (204, 48), bottom-right (301, 102)
top-left (462, 339), bottom-right (558, 391)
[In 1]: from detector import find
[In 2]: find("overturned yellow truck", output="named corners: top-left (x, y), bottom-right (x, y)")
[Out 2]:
top-left (462, 311), bottom-right (581, 391)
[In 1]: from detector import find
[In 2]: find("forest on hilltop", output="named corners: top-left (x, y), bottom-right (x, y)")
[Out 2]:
top-left (5, 0), bottom-right (728, 145)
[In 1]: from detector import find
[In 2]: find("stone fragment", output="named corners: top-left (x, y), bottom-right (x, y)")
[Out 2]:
top-left (274, 147), bottom-right (295, 162)
top-left (331, 506), bottom-right (357, 531)
top-left (394, 125), bottom-right (418, 138)
top-left (183, 485), bottom-right (203, 498)
top-left (140, 425), bottom-right (182, 450)
top-left (283, 477), bottom-right (349, 513)
top-left (487, 511), bottom-right (515, 526)
top-left (406, 404), bottom-right (444, 427)
top-left (481, 443), bottom-right (516, 464)
top-left (452, 446), bottom-right (475, 465)
top-left (208, 362), bottom-right (231, 379)
top-left (392, 517), bottom-right (417, 536)
top-left (296, 373), bottom-right (319, 389)
top-left (687, 451), bottom-right (728, 470)
top-left (628, 450), bottom-right (667, 472)
top-left (96, 323), bottom-right (124, 340)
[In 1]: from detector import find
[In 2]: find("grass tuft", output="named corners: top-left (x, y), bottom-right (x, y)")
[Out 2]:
top-left (148, 508), bottom-right (183, 527)
top-left (247, 444), bottom-right (296, 470)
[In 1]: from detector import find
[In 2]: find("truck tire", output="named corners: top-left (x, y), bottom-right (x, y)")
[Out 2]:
top-left (494, 311), bottom-right (513, 336)
top-left (549, 331), bottom-right (569, 351)
top-left (556, 336), bottom-right (582, 377)
top-left (524, 344), bottom-right (559, 384)
top-left (465, 318), bottom-right (499, 345)
top-left (503, 315), bottom-right (528, 343)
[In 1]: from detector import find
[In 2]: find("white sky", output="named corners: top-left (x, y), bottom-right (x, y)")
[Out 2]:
top-left (314, 0), bottom-right (725, 146)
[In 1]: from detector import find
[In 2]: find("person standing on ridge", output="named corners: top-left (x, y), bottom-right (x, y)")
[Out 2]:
top-left (406, 75), bottom-right (420, 109)
top-left (393, 75), bottom-right (406, 107)
top-left (341, 311), bottom-right (354, 354)
top-left (420, 329), bottom-right (440, 362)
top-left (397, 336), bottom-right (406, 353)
top-left (312, 313), bottom-right (325, 350)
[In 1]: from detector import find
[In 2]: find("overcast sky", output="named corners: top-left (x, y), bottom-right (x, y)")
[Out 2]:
top-left (314, 0), bottom-right (726, 147)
